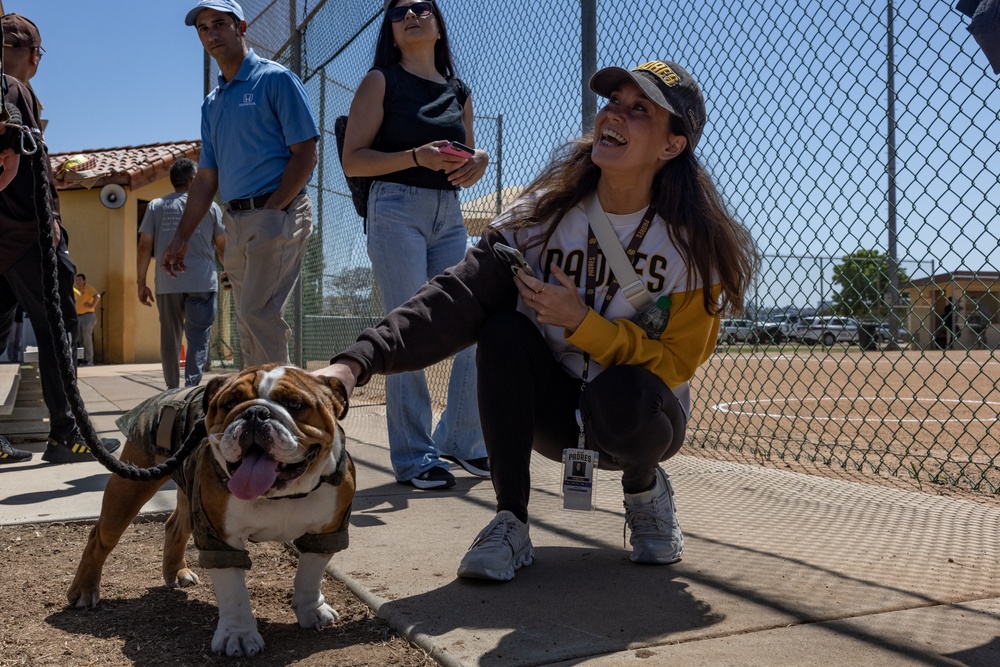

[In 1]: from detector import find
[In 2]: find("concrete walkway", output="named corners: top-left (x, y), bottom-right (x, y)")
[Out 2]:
top-left (1, 363), bottom-right (999, 666)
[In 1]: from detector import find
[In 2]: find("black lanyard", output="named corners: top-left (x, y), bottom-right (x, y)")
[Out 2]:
top-left (579, 204), bottom-right (657, 385)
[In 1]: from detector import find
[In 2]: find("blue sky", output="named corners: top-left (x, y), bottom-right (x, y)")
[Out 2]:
top-left (5, 0), bottom-right (204, 153)
top-left (7, 0), bottom-right (999, 313)
top-left (309, 0), bottom-right (1000, 312)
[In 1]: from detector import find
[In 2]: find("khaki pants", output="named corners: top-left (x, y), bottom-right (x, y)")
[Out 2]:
top-left (77, 312), bottom-right (96, 365)
top-left (222, 193), bottom-right (312, 367)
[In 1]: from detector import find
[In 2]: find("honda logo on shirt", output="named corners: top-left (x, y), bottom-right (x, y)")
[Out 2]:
top-left (239, 94), bottom-right (256, 107)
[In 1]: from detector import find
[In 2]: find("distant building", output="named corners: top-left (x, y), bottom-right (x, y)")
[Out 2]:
top-left (460, 185), bottom-right (526, 237)
top-left (901, 271), bottom-right (1000, 350)
top-left (49, 141), bottom-right (231, 364)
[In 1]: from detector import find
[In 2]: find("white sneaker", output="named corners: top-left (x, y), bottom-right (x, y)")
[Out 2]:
top-left (457, 511), bottom-right (534, 581)
top-left (623, 467), bottom-right (684, 564)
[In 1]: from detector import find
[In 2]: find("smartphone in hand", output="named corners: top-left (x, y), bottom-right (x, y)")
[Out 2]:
top-left (492, 242), bottom-right (535, 278)
top-left (439, 141), bottom-right (475, 158)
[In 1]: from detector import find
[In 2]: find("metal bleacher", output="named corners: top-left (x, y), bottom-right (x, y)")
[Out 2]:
top-left (0, 363), bottom-right (19, 416)
top-left (0, 361), bottom-right (46, 442)
top-left (0, 344), bottom-right (81, 442)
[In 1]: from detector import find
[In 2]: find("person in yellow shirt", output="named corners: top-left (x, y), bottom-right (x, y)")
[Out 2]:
top-left (74, 273), bottom-right (100, 366)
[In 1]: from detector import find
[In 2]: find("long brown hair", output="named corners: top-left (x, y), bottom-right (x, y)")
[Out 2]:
top-left (500, 120), bottom-right (759, 315)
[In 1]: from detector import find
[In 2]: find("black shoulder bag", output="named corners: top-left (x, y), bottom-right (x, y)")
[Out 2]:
top-left (334, 115), bottom-right (373, 226)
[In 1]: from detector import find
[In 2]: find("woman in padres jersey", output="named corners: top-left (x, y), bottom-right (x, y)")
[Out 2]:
top-left (317, 58), bottom-right (758, 582)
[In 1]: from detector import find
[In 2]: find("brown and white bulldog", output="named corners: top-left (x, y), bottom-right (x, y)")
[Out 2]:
top-left (67, 364), bottom-right (356, 658)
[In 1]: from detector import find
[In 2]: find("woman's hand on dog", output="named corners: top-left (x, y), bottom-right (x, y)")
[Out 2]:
top-left (312, 360), bottom-right (362, 396)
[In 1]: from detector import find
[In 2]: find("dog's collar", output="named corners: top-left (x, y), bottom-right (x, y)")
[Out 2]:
top-left (273, 444), bottom-right (348, 501)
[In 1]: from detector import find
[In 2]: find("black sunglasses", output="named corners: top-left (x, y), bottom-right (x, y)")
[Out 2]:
top-left (388, 2), bottom-right (434, 23)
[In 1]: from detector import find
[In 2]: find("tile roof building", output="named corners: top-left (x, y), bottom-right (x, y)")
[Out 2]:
top-left (46, 140), bottom-right (221, 367)
top-left (50, 140), bottom-right (201, 191)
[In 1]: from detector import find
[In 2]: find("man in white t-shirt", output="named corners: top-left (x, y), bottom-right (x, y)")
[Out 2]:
top-left (137, 158), bottom-right (225, 388)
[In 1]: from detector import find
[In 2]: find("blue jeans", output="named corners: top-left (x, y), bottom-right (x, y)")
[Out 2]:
top-left (367, 181), bottom-right (486, 481)
top-left (157, 291), bottom-right (217, 388)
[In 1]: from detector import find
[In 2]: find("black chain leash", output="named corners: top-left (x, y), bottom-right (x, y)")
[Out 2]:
top-left (29, 140), bottom-right (203, 481)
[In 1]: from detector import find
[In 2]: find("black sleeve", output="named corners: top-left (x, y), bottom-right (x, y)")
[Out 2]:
top-left (334, 227), bottom-right (519, 386)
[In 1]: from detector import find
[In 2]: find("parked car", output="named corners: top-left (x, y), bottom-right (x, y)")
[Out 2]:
top-left (856, 321), bottom-right (891, 348)
top-left (718, 318), bottom-right (757, 344)
top-left (796, 316), bottom-right (860, 346)
top-left (755, 314), bottom-right (803, 343)
top-left (880, 322), bottom-right (911, 344)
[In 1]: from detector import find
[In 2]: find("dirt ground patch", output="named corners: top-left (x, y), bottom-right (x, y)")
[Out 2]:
top-left (696, 348), bottom-right (1000, 493)
top-left (0, 521), bottom-right (434, 667)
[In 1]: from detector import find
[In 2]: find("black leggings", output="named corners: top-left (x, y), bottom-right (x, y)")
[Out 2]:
top-left (476, 311), bottom-right (686, 522)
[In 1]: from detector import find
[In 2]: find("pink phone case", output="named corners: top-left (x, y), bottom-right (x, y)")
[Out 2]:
top-left (440, 141), bottom-right (474, 158)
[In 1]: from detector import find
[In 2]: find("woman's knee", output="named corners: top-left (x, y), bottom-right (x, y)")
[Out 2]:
top-left (585, 366), bottom-right (667, 422)
top-left (583, 366), bottom-right (685, 460)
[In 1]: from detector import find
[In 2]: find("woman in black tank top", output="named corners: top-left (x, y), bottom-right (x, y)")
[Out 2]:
top-left (340, 0), bottom-right (491, 490)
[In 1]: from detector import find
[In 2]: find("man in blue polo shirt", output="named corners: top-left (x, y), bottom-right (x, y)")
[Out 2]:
top-left (162, 0), bottom-right (318, 367)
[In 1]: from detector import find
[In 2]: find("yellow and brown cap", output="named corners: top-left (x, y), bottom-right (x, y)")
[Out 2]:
top-left (590, 60), bottom-right (706, 148)
top-left (1, 13), bottom-right (42, 49)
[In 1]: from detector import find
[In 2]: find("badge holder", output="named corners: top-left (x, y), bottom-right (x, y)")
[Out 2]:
top-left (561, 409), bottom-right (599, 511)
top-left (632, 295), bottom-right (671, 339)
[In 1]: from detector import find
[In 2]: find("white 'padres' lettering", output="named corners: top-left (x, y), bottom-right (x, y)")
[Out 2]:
top-left (257, 366), bottom-right (287, 399)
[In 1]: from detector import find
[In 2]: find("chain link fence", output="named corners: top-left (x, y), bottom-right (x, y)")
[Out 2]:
top-left (212, 0), bottom-right (1000, 494)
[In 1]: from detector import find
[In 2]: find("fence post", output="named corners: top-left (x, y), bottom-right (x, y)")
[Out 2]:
top-left (291, 24), bottom-right (305, 367)
top-left (581, 0), bottom-right (597, 133)
top-left (884, 0), bottom-right (902, 351)
top-left (495, 113), bottom-right (503, 218)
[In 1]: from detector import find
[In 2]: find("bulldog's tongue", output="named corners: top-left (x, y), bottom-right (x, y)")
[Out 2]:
top-left (228, 449), bottom-right (278, 500)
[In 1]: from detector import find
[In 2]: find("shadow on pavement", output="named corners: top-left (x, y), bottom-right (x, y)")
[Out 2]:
top-left (0, 472), bottom-right (175, 506)
top-left (379, 546), bottom-right (723, 666)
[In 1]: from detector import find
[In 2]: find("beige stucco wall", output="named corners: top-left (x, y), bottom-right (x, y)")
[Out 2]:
top-left (904, 280), bottom-right (1000, 350)
top-left (59, 178), bottom-right (174, 364)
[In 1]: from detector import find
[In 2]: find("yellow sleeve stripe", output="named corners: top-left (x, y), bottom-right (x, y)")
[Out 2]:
top-left (566, 285), bottom-right (722, 388)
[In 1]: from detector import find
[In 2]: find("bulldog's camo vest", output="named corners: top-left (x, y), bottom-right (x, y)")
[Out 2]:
top-left (116, 387), bottom-right (349, 569)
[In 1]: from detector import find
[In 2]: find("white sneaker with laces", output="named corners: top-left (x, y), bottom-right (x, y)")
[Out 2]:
top-left (623, 467), bottom-right (684, 564)
top-left (457, 510), bottom-right (534, 581)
